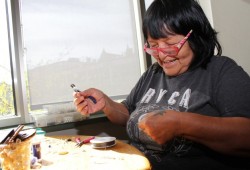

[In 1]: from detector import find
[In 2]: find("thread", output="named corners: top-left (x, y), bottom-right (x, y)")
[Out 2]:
top-left (90, 137), bottom-right (116, 148)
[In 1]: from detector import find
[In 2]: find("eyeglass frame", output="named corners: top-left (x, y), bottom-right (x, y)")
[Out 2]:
top-left (144, 29), bottom-right (193, 57)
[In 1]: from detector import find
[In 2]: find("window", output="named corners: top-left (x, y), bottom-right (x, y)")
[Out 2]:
top-left (21, 0), bottom-right (142, 109)
top-left (145, 0), bottom-right (153, 9)
top-left (0, 0), bottom-right (147, 128)
top-left (0, 0), bottom-right (15, 118)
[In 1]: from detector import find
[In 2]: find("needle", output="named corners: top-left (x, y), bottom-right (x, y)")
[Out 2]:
top-left (71, 84), bottom-right (97, 104)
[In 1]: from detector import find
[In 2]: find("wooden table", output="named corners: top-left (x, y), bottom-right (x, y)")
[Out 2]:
top-left (33, 135), bottom-right (151, 170)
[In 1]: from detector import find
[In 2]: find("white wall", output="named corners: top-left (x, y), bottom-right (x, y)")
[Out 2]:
top-left (198, 0), bottom-right (214, 27)
top-left (200, 0), bottom-right (250, 75)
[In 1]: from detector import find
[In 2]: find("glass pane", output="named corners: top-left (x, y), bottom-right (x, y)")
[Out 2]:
top-left (21, 0), bottom-right (142, 110)
top-left (0, 0), bottom-right (15, 117)
top-left (145, 0), bottom-right (153, 9)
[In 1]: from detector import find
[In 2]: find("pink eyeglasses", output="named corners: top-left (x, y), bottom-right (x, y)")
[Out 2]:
top-left (144, 30), bottom-right (193, 57)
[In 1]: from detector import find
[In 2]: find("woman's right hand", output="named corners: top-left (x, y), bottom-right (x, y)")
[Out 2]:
top-left (73, 88), bottom-right (106, 115)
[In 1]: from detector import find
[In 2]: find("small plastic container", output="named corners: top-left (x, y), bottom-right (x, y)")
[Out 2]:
top-left (31, 128), bottom-right (46, 160)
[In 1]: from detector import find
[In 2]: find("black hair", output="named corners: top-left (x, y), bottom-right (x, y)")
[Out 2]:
top-left (143, 0), bottom-right (222, 69)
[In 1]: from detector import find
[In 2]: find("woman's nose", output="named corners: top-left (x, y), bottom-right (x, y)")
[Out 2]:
top-left (158, 49), bottom-right (168, 59)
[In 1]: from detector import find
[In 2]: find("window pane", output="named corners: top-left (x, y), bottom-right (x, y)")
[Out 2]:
top-left (0, 0), bottom-right (15, 117)
top-left (21, 0), bottom-right (141, 110)
top-left (145, 0), bottom-right (153, 9)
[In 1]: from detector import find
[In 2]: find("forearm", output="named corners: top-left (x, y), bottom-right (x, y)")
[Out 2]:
top-left (102, 95), bottom-right (129, 126)
top-left (179, 112), bottom-right (250, 156)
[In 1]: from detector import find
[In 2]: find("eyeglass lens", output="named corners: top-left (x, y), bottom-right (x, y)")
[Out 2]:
top-left (145, 47), bottom-right (178, 56)
top-left (145, 30), bottom-right (193, 57)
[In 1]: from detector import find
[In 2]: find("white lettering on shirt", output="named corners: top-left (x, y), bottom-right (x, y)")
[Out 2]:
top-left (156, 89), bottom-right (168, 103)
top-left (141, 88), bottom-right (191, 109)
top-left (179, 89), bottom-right (191, 109)
top-left (168, 91), bottom-right (180, 105)
top-left (141, 88), bottom-right (156, 103)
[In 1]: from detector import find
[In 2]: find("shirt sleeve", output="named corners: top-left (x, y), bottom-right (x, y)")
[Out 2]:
top-left (121, 74), bottom-right (145, 114)
top-left (121, 63), bottom-right (160, 114)
top-left (212, 57), bottom-right (250, 117)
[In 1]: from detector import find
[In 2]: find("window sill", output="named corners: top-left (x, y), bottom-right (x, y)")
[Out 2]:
top-left (0, 112), bottom-right (106, 133)
top-left (30, 111), bottom-right (88, 127)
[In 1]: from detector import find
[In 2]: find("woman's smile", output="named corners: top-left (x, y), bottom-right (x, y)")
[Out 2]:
top-left (163, 58), bottom-right (178, 67)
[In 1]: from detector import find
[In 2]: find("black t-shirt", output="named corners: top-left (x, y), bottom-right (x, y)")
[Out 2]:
top-left (122, 56), bottom-right (250, 169)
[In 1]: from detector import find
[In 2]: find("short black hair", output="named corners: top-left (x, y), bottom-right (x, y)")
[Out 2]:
top-left (143, 0), bottom-right (222, 69)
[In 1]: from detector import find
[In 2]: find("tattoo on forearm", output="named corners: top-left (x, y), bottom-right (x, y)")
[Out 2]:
top-left (154, 110), bottom-right (165, 116)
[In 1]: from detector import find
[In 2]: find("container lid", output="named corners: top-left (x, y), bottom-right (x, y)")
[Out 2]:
top-left (36, 128), bottom-right (46, 135)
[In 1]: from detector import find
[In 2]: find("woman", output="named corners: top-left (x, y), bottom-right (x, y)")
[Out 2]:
top-left (74, 0), bottom-right (250, 169)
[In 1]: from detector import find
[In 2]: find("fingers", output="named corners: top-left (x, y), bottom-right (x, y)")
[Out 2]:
top-left (73, 88), bottom-right (103, 115)
top-left (73, 92), bottom-right (89, 115)
top-left (138, 112), bottom-right (156, 135)
top-left (138, 115), bottom-right (150, 133)
top-left (79, 88), bottom-right (96, 98)
top-left (76, 100), bottom-right (88, 115)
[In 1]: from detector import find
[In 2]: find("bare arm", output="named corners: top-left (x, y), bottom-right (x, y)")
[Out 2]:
top-left (139, 110), bottom-right (250, 157)
top-left (180, 112), bottom-right (250, 156)
top-left (102, 94), bottom-right (129, 126)
top-left (74, 88), bottom-right (129, 126)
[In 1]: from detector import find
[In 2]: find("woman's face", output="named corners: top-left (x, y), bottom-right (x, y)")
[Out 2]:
top-left (147, 33), bottom-right (194, 76)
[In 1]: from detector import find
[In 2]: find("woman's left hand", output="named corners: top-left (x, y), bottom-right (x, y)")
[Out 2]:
top-left (138, 110), bottom-right (181, 145)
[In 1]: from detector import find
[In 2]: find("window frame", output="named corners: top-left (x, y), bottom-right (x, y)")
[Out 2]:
top-left (0, 0), bottom-right (29, 128)
top-left (0, 0), bottom-right (149, 128)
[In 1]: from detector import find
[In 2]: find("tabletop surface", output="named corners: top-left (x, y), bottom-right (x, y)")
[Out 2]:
top-left (32, 135), bottom-right (151, 170)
